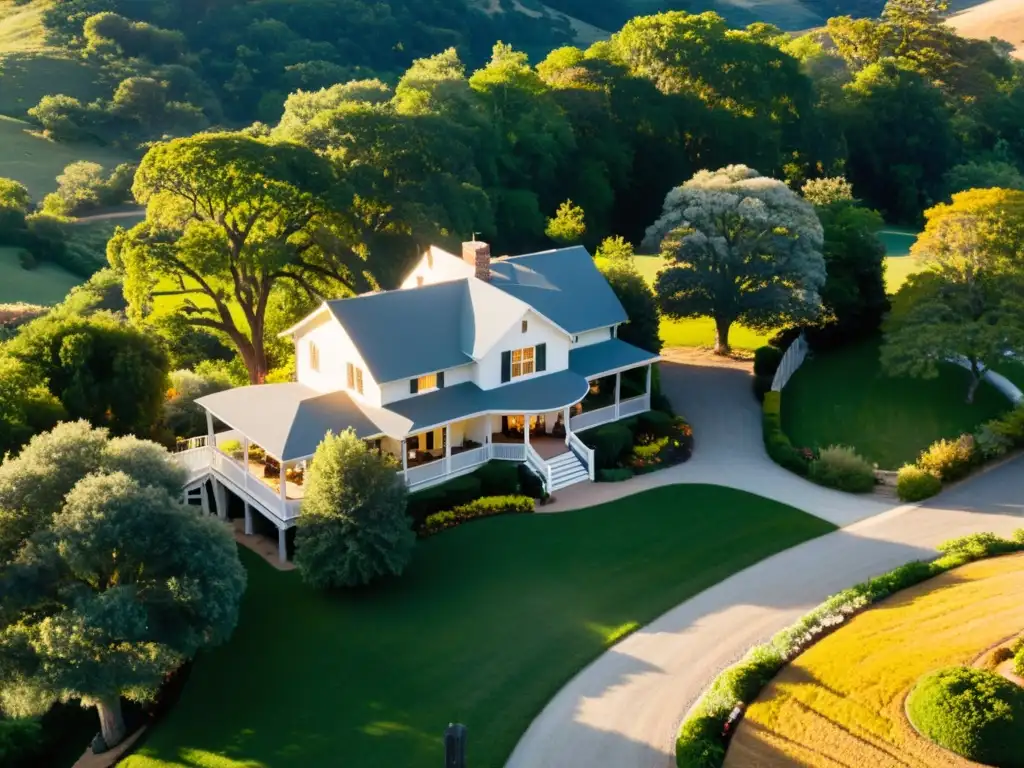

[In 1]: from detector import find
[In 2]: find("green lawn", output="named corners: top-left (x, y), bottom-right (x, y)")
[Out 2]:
top-left (781, 337), bottom-right (1013, 469)
top-left (877, 227), bottom-right (918, 257)
top-left (0, 245), bottom-right (82, 304)
top-left (0, 115), bottom-right (134, 198)
top-left (991, 359), bottom-right (1024, 392)
top-left (122, 485), bottom-right (834, 768)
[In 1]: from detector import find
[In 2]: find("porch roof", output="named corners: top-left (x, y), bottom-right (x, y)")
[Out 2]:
top-left (569, 339), bottom-right (660, 380)
top-left (197, 383), bottom-right (384, 462)
top-left (196, 370), bottom-right (591, 461)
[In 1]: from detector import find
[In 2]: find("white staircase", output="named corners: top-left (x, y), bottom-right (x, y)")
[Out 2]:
top-left (547, 451), bottom-right (590, 492)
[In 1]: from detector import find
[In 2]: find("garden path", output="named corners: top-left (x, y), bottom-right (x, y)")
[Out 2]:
top-left (508, 351), bottom-right (1024, 768)
top-left (545, 350), bottom-right (895, 527)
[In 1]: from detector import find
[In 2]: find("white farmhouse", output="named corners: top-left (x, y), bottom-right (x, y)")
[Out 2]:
top-left (176, 241), bottom-right (660, 560)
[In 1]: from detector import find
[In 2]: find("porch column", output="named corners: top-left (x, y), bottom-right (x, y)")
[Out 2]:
top-left (278, 527), bottom-right (287, 564)
top-left (615, 372), bottom-right (621, 417)
top-left (646, 363), bottom-right (653, 407)
top-left (200, 483), bottom-right (210, 515)
top-left (444, 424), bottom-right (452, 474)
top-left (242, 437), bottom-right (250, 490)
top-left (485, 415), bottom-right (492, 444)
top-left (524, 415), bottom-right (530, 448)
top-left (244, 501), bottom-right (253, 535)
top-left (563, 405), bottom-right (571, 444)
top-left (205, 411), bottom-right (215, 443)
top-left (279, 460), bottom-right (287, 505)
top-left (401, 438), bottom-right (408, 481)
top-left (214, 479), bottom-right (227, 521)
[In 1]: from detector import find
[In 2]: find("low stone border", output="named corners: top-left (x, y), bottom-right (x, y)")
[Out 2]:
top-left (674, 531), bottom-right (1024, 768)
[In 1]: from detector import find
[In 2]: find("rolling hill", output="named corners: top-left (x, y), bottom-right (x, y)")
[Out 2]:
top-left (949, 0), bottom-right (1023, 59)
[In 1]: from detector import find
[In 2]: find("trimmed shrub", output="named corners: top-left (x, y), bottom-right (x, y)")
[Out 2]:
top-left (808, 445), bottom-right (875, 493)
top-left (762, 392), bottom-right (810, 476)
top-left (582, 422), bottom-right (634, 469)
top-left (917, 435), bottom-right (976, 482)
top-left (517, 462), bottom-right (546, 499)
top-left (1015, 646), bottom-right (1024, 677)
top-left (896, 464), bottom-right (942, 502)
top-left (985, 405), bottom-right (1024, 447)
top-left (906, 667), bottom-right (1024, 766)
top-left (637, 409), bottom-right (675, 437)
top-left (473, 460), bottom-right (519, 495)
top-left (937, 532), bottom-right (1020, 559)
top-left (420, 495), bottom-right (534, 537)
top-left (753, 345), bottom-right (783, 376)
top-left (406, 474), bottom-right (482, 529)
top-left (598, 467), bottom-right (634, 482)
top-left (752, 374), bottom-right (773, 403)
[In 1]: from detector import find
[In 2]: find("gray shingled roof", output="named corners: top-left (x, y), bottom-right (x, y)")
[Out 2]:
top-left (325, 281), bottom-right (474, 383)
top-left (569, 339), bottom-right (660, 380)
top-left (489, 246), bottom-right (628, 333)
top-left (197, 383), bottom-right (384, 461)
top-left (196, 371), bottom-right (590, 460)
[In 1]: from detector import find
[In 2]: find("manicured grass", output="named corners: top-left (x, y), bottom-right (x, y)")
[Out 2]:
top-left (884, 254), bottom-right (924, 293)
top-left (0, 245), bottom-right (82, 303)
top-left (0, 116), bottom-right (134, 198)
top-left (781, 336), bottom-right (1012, 469)
top-left (725, 553), bottom-right (1024, 767)
top-left (121, 485), bottom-right (835, 768)
top-left (992, 359), bottom-right (1024, 392)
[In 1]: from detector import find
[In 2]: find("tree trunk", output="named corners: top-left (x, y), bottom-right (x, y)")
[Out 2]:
top-left (238, 341), bottom-right (269, 385)
top-left (966, 372), bottom-right (981, 404)
top-left (713, 317), bottom-right (732, 356)
top-left (96, 695), bottom-right (126, 749)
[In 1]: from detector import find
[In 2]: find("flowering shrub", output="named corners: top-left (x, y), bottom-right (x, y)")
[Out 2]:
top-left (897, 464), bottom-right (942, 502)
top-left (419, 495), bottom-right (534, 537)
top-left (917, 435), bottom-right (977, 482)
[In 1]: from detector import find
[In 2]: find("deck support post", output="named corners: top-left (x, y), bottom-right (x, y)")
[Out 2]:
top-left (401, 439), bottom-right (408, 482)
top-left (214, 479), bottom-right (227, 520)
top-left (205, 411), bottom-right (214, 442)
top-left (277, 527), bottom-right (287, 564)
top-left (200, 483), bottom-right (210, 515)
top-left (614, 372), bottom-right (621, 418)
top-left (244, 502), bottom-right (253, 535)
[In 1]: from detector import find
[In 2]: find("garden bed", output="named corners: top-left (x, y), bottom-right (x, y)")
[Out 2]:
top-left (677, 532), bottom-right (1024, 768)
top-left (579, 410), bottom-right (694, 483)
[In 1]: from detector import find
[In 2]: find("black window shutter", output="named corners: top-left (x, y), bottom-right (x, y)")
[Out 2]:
top-left (410, 378), bottom-right (419, 394)
top-left (609, 327), bottom-right (614, 339)
top-left (426, 431), bottom-right (435, 450)
top-left (501, 351), bottom-right (511, 383)
top-left (438, 371), bottom-right (445, 389)
top-left (536, 343), bottom-right (547, 372)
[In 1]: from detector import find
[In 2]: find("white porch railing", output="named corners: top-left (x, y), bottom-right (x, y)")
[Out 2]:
top-left (525, 443), bottom-right (552, 492)
top-left (568, 393), bottom-right (651, 432)
top-left (405, 459), bottom-right (448, 488)
top-left (568, 432), bottom-right (596, 481)
top-left (450, 445), bottom-right (489, 473)
top-left (491, 443), bottom-right (526, 461)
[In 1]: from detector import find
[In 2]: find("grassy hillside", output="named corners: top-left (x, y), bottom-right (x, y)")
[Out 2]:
top-left (0, 115), bottom-right (134, 197)
top-left (949, 0), bottom-right (1023, 59)
top-left (0, 246), bottom-right (82, 303)
top-left (0, 0), bottom-right (116, 117)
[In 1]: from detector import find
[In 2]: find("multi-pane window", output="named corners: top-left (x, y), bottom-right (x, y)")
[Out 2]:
top-left (417, 373), bottom-right (437, 391)
top-left (355, 367), bottom-right (364, 394)
top-left (346, 362), bottom-right (364, 394)
top-left (511, 346), bottom-right (535, 378)
top-left (309, 342), bottom-right (320, 372)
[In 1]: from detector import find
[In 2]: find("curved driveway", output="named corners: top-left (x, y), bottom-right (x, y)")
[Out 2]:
top-left (508, 354), bottom-right (1024, 768)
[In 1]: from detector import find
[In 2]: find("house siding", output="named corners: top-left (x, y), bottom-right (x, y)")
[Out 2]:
top-left (476, 310), bottom-right (568, 391)
top-left (572, 328), bottom-right (613, 349)
top-left (379, 363), bottom-right (475, 406)
top-left (400, 246), bottom-right (471, 289)
top-left (295, 318), bottom-right (381, 405)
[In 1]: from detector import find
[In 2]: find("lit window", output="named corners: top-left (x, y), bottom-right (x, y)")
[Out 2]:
top-left (309, 342), bottom-right (320, 372)
top-left (355, 368), bottom-right (364, 395)
top-left (417, 373), bottom-right (437, 391)
top-left (511, 346), bottom-right (535, 378)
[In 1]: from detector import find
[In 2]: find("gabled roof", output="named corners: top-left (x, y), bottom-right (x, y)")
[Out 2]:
top-left (325, 281), bottom-right (474, 383)
top-left (489, 246), bottom-right (628, 334)
top-left (569, 339), bottom-right (661, 379)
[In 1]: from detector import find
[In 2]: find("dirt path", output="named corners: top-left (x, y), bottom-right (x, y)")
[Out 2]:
top-left (72, 207), bottom-right (145, 224)
top-left (949, 0), bottom-right (1024, 59)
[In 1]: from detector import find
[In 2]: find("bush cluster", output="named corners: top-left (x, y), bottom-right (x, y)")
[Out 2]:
top-left (517, 462), bottom-right (547, 500)
top-left (917, 435), bottom-right (977, 481)
top-left (752, 345), bottom-right (783, 402)
top-left (896, 464), bottom-right (943, 502)
top-left (807, 445), bottom-right (875, 493)
top-left (676, 530), bottom-right (1024, 768)
top-left (420, 495), bottom-right (534, 537)
top-left (761, 392), bottom-right (810, 476)
top-left (474, 460), bottom-right (519, 496)
top-left (582, 410), bottom-right (694, 480)
top-left (584, 422), bottom-right (634, 469)
top-left (906, 667), bottom-right (1024, 767)
top-left (407, 474), bottom-right (482, 529)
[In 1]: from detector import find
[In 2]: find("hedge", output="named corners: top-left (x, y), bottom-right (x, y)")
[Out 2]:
top-left (419, 495), bottom-right (534, 537)
top-left (761, 391), bottom-right (810, 476)
top-left (407, 474), bottom-right (482, 529)
top-left (598, 467), bottom-right (634, 482)
top-left (474, 460), bottom-right (520, 495)
top-left (675, 529), bottom-right (1024, 767)
top-left (753, 345), bottom-right (783, 377)
top-left (581, 421), bottom-right (634, 469)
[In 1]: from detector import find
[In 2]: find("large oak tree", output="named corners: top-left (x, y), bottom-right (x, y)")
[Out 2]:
top-left (113, 132), bottom-right (376, 383)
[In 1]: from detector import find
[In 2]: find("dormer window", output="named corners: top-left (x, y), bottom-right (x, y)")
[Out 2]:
top-left (309, 341), bottom-right (320, 372)
top-left (409, 371), bottom-right (445, 394)
top-left (501, 344), bottom-right (546, 383)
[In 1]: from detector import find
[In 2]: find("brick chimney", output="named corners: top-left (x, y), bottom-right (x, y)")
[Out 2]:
top-left (462, 240), bottom-right (491, 282)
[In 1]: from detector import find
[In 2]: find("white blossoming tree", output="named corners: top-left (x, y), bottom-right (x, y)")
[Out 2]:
top-left (644, 165), bottom-right (827, 354)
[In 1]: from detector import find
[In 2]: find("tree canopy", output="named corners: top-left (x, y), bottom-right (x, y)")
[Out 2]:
top-left (0, 422), bottom-right (246, 748)
top-left (647, 165), bottom-right (826, 354)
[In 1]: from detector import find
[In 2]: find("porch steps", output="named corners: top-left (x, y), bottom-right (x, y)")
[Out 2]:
top-left (547, 451), bottom-right (590, 492)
